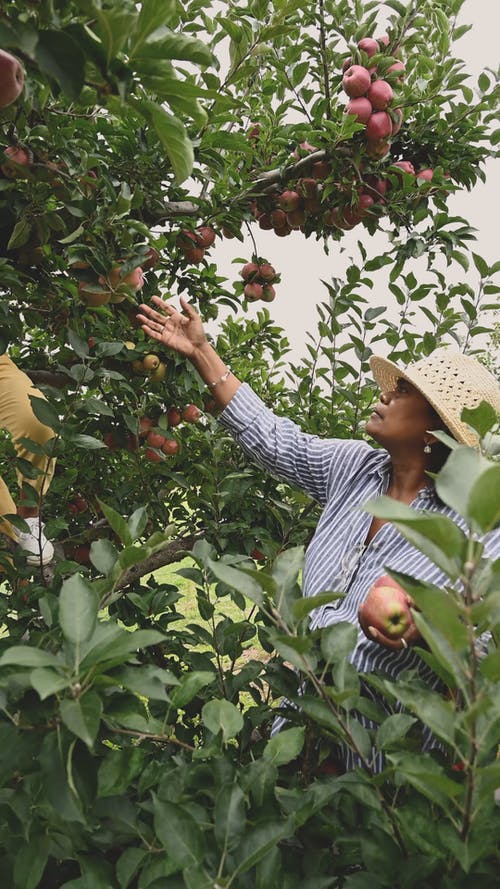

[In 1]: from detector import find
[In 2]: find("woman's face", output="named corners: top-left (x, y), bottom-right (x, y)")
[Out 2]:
top-left (365, 377), bottom-right (440, 451)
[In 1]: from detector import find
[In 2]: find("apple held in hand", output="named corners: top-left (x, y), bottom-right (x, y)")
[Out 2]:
top-left (358, 575), bottom-right (418, 647)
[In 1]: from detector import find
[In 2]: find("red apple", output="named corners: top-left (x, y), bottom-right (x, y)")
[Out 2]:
top-left (367, 80), bottom-right (393, 111)
top-left (387, 61), bottom-right (406, 79)
top-left (297, 177), bottom-right (318, 198)
top-left (311, 160), bottom-right (331, 180)
top-left (167, 407), bottom-right (182, 427)
top-left (286, 207), bottom-right (306, 228)
top-left (104, 265), bottom-right (144, 292)
top-left (1, 145), bottom-right (31, 178)
top-left (125, 433), bottom-right (139, 452)
top-left (244, 282), bottom-right (263, 301)
top-left (183, 245), bottom-right (205, 263)
top-left (261, 284), bottom-right (276, 302)
top-left (258, 213), bottom-right (273, 230)
top-left (377, 34), bottom-right (390, 47)
top-left (196, 226), bottom-right (216, 248)
top-left (365, 111), bottom-right (392, 141)
top-left (0, 50), bottom-right (24, 107)
top-left (145, 447), bottom-right (162, 463)
top-left (161, 438), bottom-right (180, 455)
top-left (358, 575), bottom-right (413, 640)
top-left (73, 544), bottom-right (91, 565)
top-left (146, 431), bottom-right (165, 448)
top-left (270, 208), bottom-right (288, 229)
top-left (357, 37), bottom-right (380, 58)
top-left (346, 97), bottom-right (373, 123)
top-left (139, 416), bottom-right (155, 437)
top-left (182, 403), bottom-right (201, 423)
top-left (342, 65), bottom-right (371, 98)
top-left (143, 246), bottom-right (160, 269)
top-left (391, 160), bottom-right (415, 183)
top-left (293, 141), bottom-right (317, 158)
top-left (416, 168), bottom-right (434, 182)
top-left (258, 263), bottom-right (276, 282)
top-left (241, 262), bottom-right (260, 281)
top-left (279, 190), bottom-right (301, 212)
top-left (363, 174), bottom-right (387, 201)
top-left (78, 282), bottom-right (112, 306)
top-left (274, 224), bottom-right (292, 237)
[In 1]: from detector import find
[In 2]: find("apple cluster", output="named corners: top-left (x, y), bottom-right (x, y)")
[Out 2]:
top-left (240, 258), bottom-right (279, 302)
top-left (342, 34), bottom-right (405, 159)
top-left (77, 262), bottom-right (145, 308)
top-left (102, 404), bottom-right (201, 461)
top-left (175, 226), bottom-right (216, 264)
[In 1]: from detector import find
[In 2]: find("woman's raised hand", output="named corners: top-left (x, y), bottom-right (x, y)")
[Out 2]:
top-left (136, 296), bottom-right (207, 360)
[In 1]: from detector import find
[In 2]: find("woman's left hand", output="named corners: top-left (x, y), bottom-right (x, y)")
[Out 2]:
top-left (366, 618), bottom-right (421, 652)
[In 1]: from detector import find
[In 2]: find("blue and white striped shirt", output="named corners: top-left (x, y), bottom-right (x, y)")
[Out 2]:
top-left (219, 384), bottom-right (500, 771)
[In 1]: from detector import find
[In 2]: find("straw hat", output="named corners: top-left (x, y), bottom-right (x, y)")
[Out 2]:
top-left (370, 349), bottom-right (500, 447)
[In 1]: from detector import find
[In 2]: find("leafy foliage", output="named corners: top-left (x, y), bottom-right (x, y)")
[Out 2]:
top-left (0, 1), bottom-right (499, 886)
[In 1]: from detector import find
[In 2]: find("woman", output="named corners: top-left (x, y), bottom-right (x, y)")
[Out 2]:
top-left (0, 352), bottom-right (55, 565)
top-left (138, 296), bottom-right (500, 770)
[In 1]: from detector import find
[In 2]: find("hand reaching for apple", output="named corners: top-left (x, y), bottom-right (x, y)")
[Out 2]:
top-left (358, 575), bottom-right (421, 652)
top-left (137, 296), bottom-right (208, 360)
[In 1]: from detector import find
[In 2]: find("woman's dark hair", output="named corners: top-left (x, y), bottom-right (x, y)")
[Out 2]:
top-left (427, 405), bottom-right (453, 473)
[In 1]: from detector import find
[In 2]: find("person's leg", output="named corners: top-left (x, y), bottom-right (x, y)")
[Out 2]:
top-left (0, 353), bottom-right (56, 563)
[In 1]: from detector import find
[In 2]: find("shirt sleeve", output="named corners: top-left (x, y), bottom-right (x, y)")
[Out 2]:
top-left (218, 383), bottom-right (373, 506)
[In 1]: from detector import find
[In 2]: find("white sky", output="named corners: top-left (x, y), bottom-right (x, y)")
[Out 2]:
top-left (206, 0), bottom-right (499, 361)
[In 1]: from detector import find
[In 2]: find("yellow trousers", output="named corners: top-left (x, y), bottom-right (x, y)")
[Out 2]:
top-left (0, 353), bottom-right (56, 539)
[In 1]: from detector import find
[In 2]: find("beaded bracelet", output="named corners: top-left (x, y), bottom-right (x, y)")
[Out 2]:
top-left (207, 368), bottom-right (232, 390)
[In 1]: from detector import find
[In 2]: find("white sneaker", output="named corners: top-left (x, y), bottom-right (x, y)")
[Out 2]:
top-left (14, 517), bottom-right (54, 565)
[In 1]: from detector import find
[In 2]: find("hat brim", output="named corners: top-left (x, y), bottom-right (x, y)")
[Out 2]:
top-left (369, 355), bottom-right (476, 446)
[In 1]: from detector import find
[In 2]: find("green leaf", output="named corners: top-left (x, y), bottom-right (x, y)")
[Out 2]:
top-left (127, 506), bottom-right (148, 541)
top-left (263, 726), bottom-right (305, 765)
top-left (111, 664), bottom-right (178, 699)
top-left (153, 795), bottom-right (206, 868)
top-left (363, 497), bottom-right (467, 580)
top-left (97, 499), bottom-right (133, 546)
top-left (7, 219), bottom-right (32, 250)
top-left (31, 667), bottom-right (69, 700)
top-left (461, 401), bottom-right (498, 438)
top-left (129, 0), bottom-right (177, 57)
top-left (67, 328), bottom-right (89, 358)
top-left (169, 671), bottom-right (215, 707)
top-left (467, 463), bottom-right (500, 532)
top-left (133, 31), bottom-right (212, 67)
top-left (472, 252), bottom-right (489, 278)
top-left (320, 621), bottom-right (358, 665)
top-left (97, 747), bottom-right (145, 797)
top-left (233, 819), bottom-right (295, 879)
top-left (136, 99), bottom-right (194, 183)
top-left (202, 698), bottom-right (243, 741)
top-left (90, 538), bottom-right (119, 574)
top-left (60, 692), bottom-right (103, 748)
top-left (28, 395), bottom-right (59, 431)
top-left (435, 446), bottom-right (491, 525)
top-left (116, 848), bottom-right (147, 889)
top-left (214, 783), bottom-right (246, 853)
top-left (35, 30), bottom-right (85, 100)
top-left (0, 646), bottom-right (61, 668)
top-left (13, 834), bottom-right (50, 889)
top-left (208, 559), bottom-right (264, 605)
top-left (80, 627), bottom-right (166, 671)
top-left (71, 433), bottom-right (108, 450)
top-left (59, 574), bottom-right (98, 645)
top-left (375, 713), bottom-right (417, 751)
top-left (293, 590), bottom-right (345, 621)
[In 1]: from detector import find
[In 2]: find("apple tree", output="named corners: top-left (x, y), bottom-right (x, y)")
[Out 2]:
top-left (0, 0), bottom-right (499, 885)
